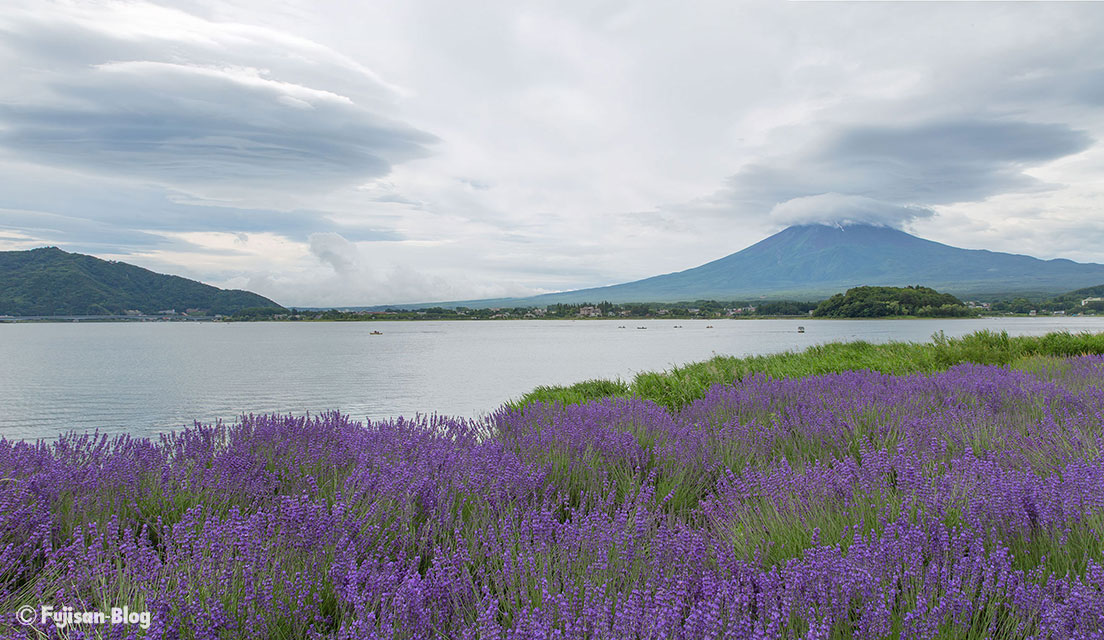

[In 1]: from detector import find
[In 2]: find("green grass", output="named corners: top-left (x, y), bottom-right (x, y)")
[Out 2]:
top-left (510, 330), bottom-right (1104, 412)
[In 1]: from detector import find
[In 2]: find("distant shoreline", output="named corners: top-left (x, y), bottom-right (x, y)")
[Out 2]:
top-left (0, 313), bottom-right (1080, 323)
top-left (0, 314), bottom-right (218, 323)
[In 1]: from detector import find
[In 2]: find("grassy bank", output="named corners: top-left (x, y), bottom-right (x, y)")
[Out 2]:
top-left (514, 329), bottom-right (1104, 410)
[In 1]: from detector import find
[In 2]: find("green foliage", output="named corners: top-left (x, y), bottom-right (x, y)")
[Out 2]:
top-left (281, 299), bottom-right (822, 322)
top-left (512, 330), bottom-right (1104, 412)
top-left (753, 300), bottom-right (818, 315)
top-left (1010, 282), bottom-right (1104, 314)
top-left (0, 247), bottom-right (282, 316)
top-left (227, 306), bottom-right (287, 321)
top-left (814, 285), bottom-right (970, 318)
top-left (506, 379), bottom-right (631, 408)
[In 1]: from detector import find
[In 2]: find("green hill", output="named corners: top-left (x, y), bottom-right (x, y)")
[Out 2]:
top-left (1065, 283), bottom-right (1104, 298)
top-left (813, 285), bottom-right (970, 318)
top-left (1023, 282), bottom-right (1104, 314)
top-left (0, 247), bottom-right (283, 316)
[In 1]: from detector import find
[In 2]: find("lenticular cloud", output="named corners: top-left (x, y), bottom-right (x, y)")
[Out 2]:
top-left (768, 193), bottom-right (935, 229)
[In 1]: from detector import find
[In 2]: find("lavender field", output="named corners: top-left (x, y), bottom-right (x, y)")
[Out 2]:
top-left (4, 356), bottom-right (1104, 638)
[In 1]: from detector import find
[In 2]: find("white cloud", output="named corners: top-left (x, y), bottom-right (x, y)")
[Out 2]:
top-left (768, 194), bottom-right (934, 230)
top-left (308, 232), bottom-right (358, 275)
top-left (0, 228), bottom-right (43, 251)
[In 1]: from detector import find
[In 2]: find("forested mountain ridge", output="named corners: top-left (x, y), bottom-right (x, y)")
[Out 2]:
top-left (0, 247), bottom-right (282, 316)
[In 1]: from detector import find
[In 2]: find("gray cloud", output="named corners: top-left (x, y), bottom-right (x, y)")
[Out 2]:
top-left (0, 207), bottom-right (170, 252)
top-left (0, 4), bottom-right (435, 195)
top-left (0, 64), bottom-right (434, 191)
top-left (716, 119), bottom-right (1092, 228)
top-left (0, 164), bottom-right (402, 255)
top-left (820, 120), bottom-right (1091, 198)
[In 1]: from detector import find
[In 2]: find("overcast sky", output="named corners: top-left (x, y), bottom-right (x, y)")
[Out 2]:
top-left (2, 0), bottom-right (1103, 306)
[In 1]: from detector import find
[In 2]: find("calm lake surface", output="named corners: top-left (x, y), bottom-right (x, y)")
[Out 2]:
top-left (4, 317), bottom-right (1104, 441)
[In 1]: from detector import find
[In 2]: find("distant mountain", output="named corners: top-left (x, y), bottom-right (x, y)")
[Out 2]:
top-left (0, 247), bottom-right (283, 316)
top-left (499, 223), bottom-right (1104, 306)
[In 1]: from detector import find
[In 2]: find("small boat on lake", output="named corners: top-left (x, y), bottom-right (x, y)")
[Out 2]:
top-left (370, 330), bottom-right (383, 335)
top-left (797, 326), bottom-right (805, 333)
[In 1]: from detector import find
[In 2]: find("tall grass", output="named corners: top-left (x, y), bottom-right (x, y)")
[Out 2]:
top-left (512, 330), bottom-right (1104, 410)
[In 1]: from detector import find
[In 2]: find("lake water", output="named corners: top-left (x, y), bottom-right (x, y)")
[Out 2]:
top-left (3, 317), bottom-right (1104, 441)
